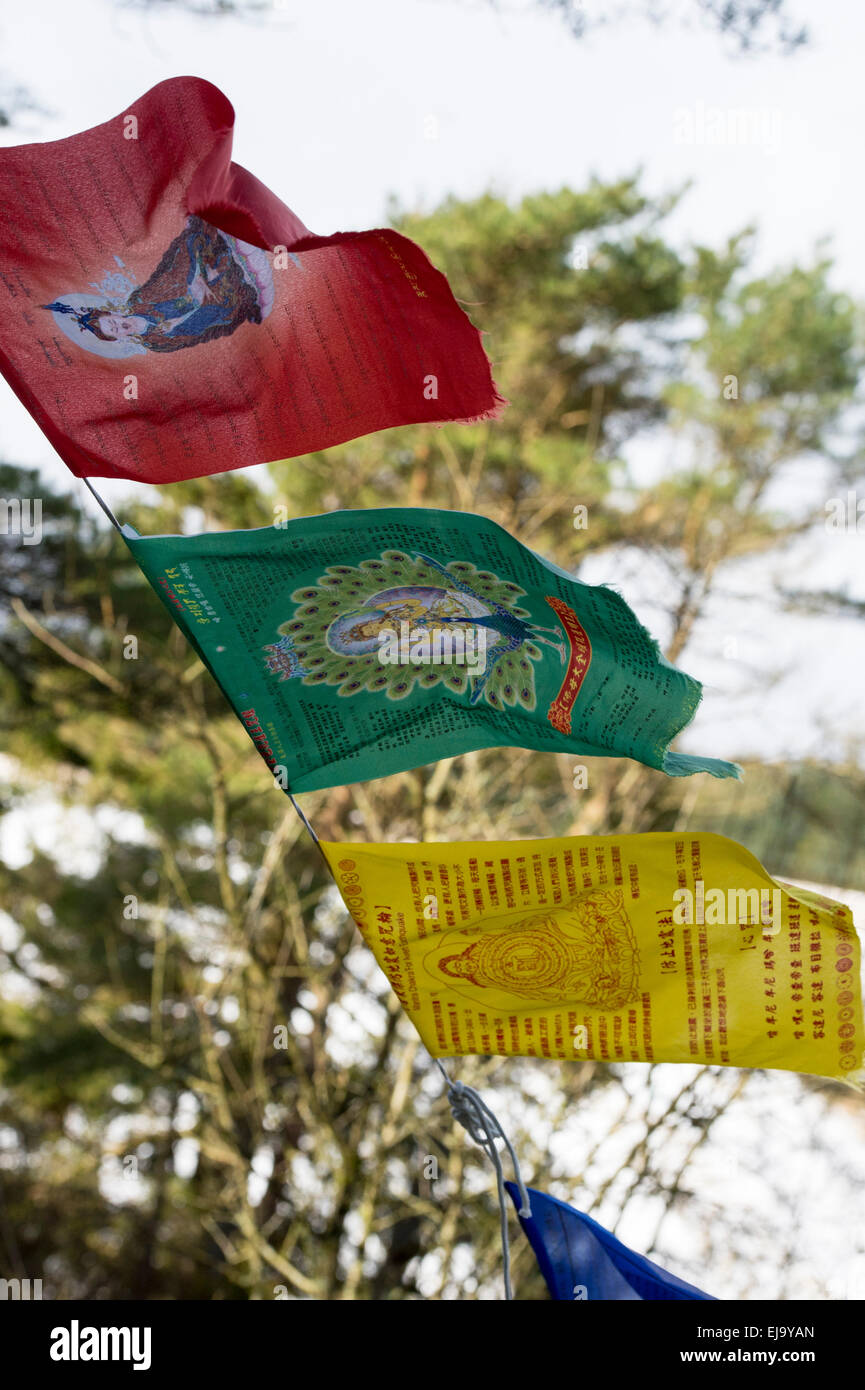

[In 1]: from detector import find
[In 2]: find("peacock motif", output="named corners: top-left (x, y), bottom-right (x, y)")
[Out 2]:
top-left (267, 549), bottom-right (566, 710)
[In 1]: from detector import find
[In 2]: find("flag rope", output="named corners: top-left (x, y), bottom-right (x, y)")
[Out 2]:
top-left (286, 793), bottom-right (335, 877)
top-left (81, 477), bottom-right (123, 534)
top-left (434, 1058), bottom-right (531, 1300)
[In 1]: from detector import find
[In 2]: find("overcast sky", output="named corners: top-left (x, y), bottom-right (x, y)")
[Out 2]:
top-left (1, 0), bottom-right (863, 767)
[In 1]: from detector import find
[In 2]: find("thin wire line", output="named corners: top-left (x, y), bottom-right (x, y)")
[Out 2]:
top-left (81, 477), bottom-right (123, 534)
top-left (285, 790), bottom-right (338, 883)
top-left (435, 1058), bottom-right (531, 1300)
top-left (287, 791), bottom-right (328, 861)
top-left (287, 793), bottom-right (318, 843)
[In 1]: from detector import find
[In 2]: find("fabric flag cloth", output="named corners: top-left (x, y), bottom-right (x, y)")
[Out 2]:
top-left (0, 77), bottom-right (503, 484)
top-left (322, 830), bottom-right (864, 1085)
top-left (503, 1183), bottom-right (714, 1301)
top-left (123, 506), bottom-right (739, 790)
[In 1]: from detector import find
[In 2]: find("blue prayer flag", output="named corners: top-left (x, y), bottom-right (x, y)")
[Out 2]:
top-left (505, 1183), bottom-right (715, 1301)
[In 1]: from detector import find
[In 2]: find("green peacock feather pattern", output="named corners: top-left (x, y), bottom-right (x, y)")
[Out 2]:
top-left (275, 550), bottom-right (544, 709)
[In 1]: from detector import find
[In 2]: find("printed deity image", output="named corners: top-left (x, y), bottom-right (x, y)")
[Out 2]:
top-left (124, 507), bottom-right (741, 793)
top-left (42, 217), bottom-right (275, 360)
top-left (424, 891), bottom-right (641, 1012)
top-left (270, 550), bottom-right (569, 711)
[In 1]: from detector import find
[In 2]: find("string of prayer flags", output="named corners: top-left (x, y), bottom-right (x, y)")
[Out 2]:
top-left (323, 830), bottom-right (864, 1085)
top-left (504, 1183), bottom-right (714, 1301)
top-left (0, 76), bottom-right (503, 484)
top-left (123, 505), bottom-right (740, 791)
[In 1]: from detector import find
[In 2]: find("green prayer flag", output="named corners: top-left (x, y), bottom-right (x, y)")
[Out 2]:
top-left (123, 508), bottom-right (740, 792)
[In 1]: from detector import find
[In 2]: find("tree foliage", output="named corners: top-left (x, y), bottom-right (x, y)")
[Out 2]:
top-left (537, 0), bottom-right (808, 52)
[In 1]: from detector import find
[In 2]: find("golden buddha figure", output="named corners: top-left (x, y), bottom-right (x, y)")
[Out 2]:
top-left (425, 889), bottom-right (640, 1011)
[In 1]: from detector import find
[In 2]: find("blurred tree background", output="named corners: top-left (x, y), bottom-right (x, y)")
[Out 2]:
top-left (1, 164), bottom-right (864, 1300)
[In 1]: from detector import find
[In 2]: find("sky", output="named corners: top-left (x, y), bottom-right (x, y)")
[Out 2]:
top-left (1, 0), bottom-right (856, 278)
top-left (0, 0), bottom-right (863, 766)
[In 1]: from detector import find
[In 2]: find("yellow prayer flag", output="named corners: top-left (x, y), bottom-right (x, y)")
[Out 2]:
top-left (322, 832), bottom-right (864, 1086)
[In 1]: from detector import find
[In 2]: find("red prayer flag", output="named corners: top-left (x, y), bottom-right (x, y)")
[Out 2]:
top-left (0, 77), bottom-right (504, 483)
